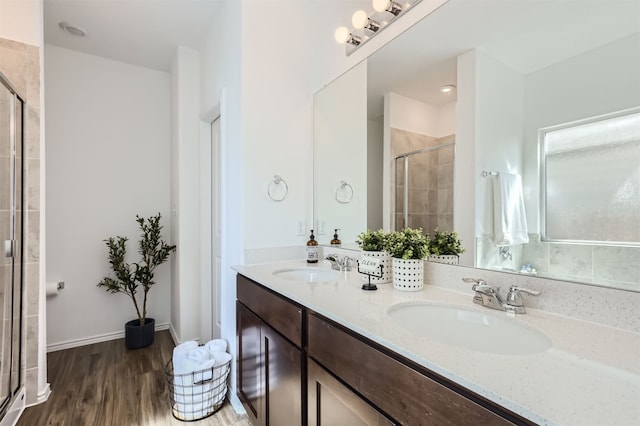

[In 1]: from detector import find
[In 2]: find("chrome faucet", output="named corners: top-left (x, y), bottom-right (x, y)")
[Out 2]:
top-left (462, 278), bottom-right (540, 314)
top-left (325, 254), bottom-right (353, 272)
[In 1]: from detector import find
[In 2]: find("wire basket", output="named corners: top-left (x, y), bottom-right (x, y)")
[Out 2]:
top-left (165, 357), bottom-right (231, 422)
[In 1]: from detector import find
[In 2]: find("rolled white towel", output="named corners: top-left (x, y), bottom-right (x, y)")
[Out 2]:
top-left (205, 339), bottom-right (227, 356)
top-left (181, 347), bottom-right (210, 377)
top-left (172, 341), bottom-right (199, 375)
top-left (174, 358), bottom-right (217, 419)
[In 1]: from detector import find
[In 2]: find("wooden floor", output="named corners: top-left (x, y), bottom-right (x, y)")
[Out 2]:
top-left (18, 330), bottom-right (251, 426)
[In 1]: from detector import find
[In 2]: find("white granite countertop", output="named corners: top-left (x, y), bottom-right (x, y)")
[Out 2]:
top-left (233, 260), bottom-right (640, 426)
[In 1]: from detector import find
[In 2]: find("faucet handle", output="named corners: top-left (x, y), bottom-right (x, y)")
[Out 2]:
top-left (508, 285), bottom-right (540, 296)
top-left (506, 286), bottom-right (540, 309)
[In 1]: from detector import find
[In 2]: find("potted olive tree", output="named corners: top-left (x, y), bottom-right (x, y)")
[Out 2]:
top-left (98, 213), bottom-right (176, 349)
top-left (356, 229), bottom-right (391, 284)
top-left (427, 229), bottom-right (465, 265)
top-left (385, 228), bottom-right (429, 291)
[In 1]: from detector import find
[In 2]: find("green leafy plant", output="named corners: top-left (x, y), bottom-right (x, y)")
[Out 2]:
top-left (356, 229), bottom-right (388, 252)
top-left (428, 229), bottom-right (465, 256)
top-left (384, 228), bottom-right (430, 260)
top-left (98, 213), bottom-right (176, 326)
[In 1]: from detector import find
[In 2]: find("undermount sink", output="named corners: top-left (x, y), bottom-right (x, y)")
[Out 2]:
top-left (272, 268), bottom-right (342, 283)
top-left (387, 302), bottom-right (552, 355)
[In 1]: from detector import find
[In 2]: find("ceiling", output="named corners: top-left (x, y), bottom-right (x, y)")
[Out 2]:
top-left (44, 0), bottom-right (222, 71)
top-left (366, 0), bottom-right (640, 116)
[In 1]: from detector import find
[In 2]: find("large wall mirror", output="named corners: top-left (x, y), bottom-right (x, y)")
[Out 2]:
top-left (313, 0), bottom-right (640, 292)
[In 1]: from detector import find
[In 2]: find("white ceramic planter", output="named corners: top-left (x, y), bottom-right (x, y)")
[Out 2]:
top-left (428, 254), bottom-right (459, 265)
top-left (359, 250), bottom-right (392, 284)
top-left (392, 258), bottom-right (424, 291)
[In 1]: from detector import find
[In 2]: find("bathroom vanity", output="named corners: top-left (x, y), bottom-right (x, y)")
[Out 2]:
top-left (234, 261), bottom-right (640, 425)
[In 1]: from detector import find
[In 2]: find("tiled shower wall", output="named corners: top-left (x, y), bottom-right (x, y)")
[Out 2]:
top-left (0, 37), bottom-right (42, 405)
top-left (391, 128), bottom-right (454, 234)
top-left (476, 235), bottom-right (640, 291)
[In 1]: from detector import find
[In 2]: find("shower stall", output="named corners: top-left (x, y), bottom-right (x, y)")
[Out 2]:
top-left (0, 71), bottom-right (24, 419)
top-left (394, 141), bottom-right (455, 234)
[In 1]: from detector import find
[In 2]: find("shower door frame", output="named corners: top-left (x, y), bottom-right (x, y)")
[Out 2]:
top-left (0, 70), bottom-right (25, 419)
top-left (394, 142), bottom-right (455, 230)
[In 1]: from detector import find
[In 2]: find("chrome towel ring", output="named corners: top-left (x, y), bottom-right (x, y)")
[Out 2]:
top-left (268, 175), bottom-right (288, 202)
top-left (335, 181), bottom-right (354, 204)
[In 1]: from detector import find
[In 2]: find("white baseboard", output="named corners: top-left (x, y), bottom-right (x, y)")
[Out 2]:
top-left (33, 383), bottom-right (51, 405)
top-left (46, 322), bottom-right (171, 352)
top-left (168, 323), bottom-right (179, 345)
top-left (228, 392), bottom-right (246, 415)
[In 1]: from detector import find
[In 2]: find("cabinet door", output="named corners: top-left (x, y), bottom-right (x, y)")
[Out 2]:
top-left (262, 324), bottom-right (303, 425)
top-left (308, 359), bottom-right (394, 426)
top-left (237, 302), bottom-right (262, 424)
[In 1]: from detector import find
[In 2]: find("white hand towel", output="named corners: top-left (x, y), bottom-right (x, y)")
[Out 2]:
top-left (172, 341), bottom-right (199, 376)
top-left (182, 347), bottom-right (210, 374)
top-left (205, 339), bottom-right (227, 356)
top-left (493, 173), bottom-right (529, 246)
top-left (174, 358), bottom-right (217, 419)
top-left (211, 352), bottom-right (232, 405)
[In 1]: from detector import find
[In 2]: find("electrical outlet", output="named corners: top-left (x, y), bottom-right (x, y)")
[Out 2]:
top-left (296, 220), bottom-right (306, 236)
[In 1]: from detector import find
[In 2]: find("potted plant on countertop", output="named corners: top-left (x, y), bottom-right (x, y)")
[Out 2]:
top-left (98, 213), bottom-right (176, 349)
top-left (356, 229), bottom-right (392, 284)
top-left (384, 228), bottom-right (429, 291)
top-left (427, 229), bottom-right (465, 265)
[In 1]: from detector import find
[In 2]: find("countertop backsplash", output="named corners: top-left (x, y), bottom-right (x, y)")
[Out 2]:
top-left (425, 261), bottom-right (639, 333)
top-left (243, 246), bottom-right (639, 333)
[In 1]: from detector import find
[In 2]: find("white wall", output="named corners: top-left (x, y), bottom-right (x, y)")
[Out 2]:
top-left (241, 0), bottom-right (313, 250)
top-left (367, 116), bottom-right (383, 230)
top-left (474, 50), bottom-right (525, 238)
top-left (454, 50), bottom-right (477, 267)
top-left (523, 33), bottom-right (640, 231)
top-left (314, 60), bottom-right (367, 244)
top-left (0, 0), bottom-right (42, 46)
top-left (199, 0), bottom-right (243, 406)
top-left (388, 92), bottom-right (455, 137)
top-left (45, 45), bottom-right (172, 348)
top-left (170, 46), bottom-right (201, 342)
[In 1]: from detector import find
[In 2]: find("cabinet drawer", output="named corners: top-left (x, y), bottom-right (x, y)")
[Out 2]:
top-left (237, 274), bottom-right (303, 347)
top-left (307, 312), bottom-right (519, 426)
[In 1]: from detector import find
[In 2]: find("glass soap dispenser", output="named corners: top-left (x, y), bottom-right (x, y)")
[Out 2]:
top-left (330, 229), bottom-right (341, 247)
top-left (306, 230), bottom-right (319, 263)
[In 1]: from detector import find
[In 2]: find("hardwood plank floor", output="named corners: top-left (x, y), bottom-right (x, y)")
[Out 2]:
top-left (18, 331), bottom-right (251, 426)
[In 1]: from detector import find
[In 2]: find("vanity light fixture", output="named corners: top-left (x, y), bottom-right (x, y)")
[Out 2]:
top-left (335, 27), bottom-right (362, 46)
top-left (373, 0), bottom-right (403, 16)
top-left (335, 0), bottom-right (422, 56)
top-left (352, 10), bottom-right (381, 33)
top-left (58, 21), bottom-right (87, 37)
top-left (441, 84), bottom-right (456, 93)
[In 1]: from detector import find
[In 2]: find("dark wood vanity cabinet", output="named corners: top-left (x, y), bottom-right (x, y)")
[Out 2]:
top-left (308, 358), bottom-right (394, 426)
top-left (237, 274), bottom-right (532, 426)
top-left (236, 275), bottom-right (304, 425)
top-left (307, 312), bottom-right (526, 426)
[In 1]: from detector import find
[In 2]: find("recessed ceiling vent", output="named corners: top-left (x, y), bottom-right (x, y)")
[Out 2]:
top-left (58, 21), bottom-right (87, 37)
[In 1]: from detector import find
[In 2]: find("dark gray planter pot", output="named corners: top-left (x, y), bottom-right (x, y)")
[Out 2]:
top-left (125, 318), bottom-right (155, 349)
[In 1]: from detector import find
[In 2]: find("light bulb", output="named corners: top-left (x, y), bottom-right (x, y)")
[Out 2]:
top-left (352, 10), bottom-right (369, 29)
top-left (334, 26), bottom-right (351, 44)
top-left (373, 0), bottom-right (390, 12)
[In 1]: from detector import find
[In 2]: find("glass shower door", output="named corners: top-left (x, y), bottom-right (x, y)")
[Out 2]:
top-left (394, 143), bottom-right (455, 234)
top-left (0, 76), bottom-right (24, 416)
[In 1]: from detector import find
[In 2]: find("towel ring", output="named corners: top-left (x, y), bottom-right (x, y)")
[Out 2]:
top-left (335, 181), bottom-right (354, 204)
top-left (268, 175), bottom-right (288, 202)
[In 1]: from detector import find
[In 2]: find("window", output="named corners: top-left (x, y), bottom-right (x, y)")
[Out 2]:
top-left (540, 109), bottom-right (640, 245)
